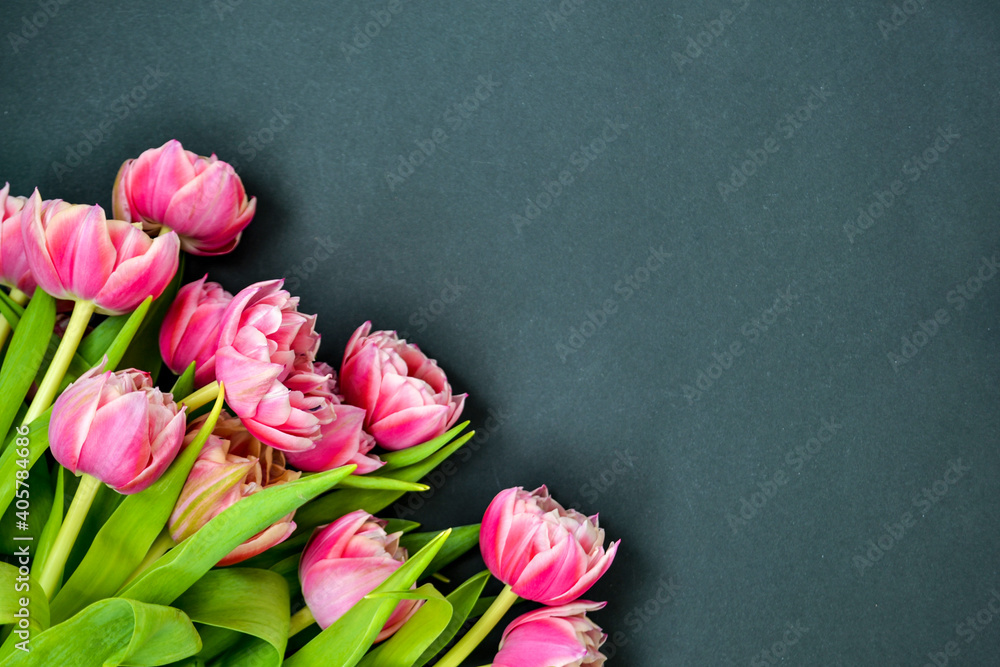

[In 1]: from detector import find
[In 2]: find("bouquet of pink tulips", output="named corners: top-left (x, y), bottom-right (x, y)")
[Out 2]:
top-left (0, 140), bottom-right (620, 667)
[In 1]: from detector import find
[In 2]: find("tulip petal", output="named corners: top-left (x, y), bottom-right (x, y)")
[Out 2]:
top-left (76, 391), bottom-right (149, 490)
top-left (368, 404), bottom-right (449, 451)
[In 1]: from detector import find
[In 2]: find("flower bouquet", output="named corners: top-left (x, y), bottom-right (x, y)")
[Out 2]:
top-left (0, 140), bottom-right (619, 666)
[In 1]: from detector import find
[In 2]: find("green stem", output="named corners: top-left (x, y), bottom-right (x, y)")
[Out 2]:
top-left (0, 288), bottom-right (29, 352)
top-left (178, 380), bottom-right (221, 411)
top-left (36, 474), bottom-right (102, 598)
top-left (23, 299), bottom-right (96, 425)
top-left (435, 584), bottom-right (518, 667)
top-left (288, 606), bottom-right (315, 638)
top-left (121, 530), bottom-right (176, 589)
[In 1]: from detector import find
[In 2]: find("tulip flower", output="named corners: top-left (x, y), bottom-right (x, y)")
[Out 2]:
top-left (113, 139), bottom-right (256, 255)
top-left (494, 601), bottom-right (608, 667)
top-left (159, 275), bottom-right (233, 387)
top-left (20, 190), bottom-right (180, 314)
top-left (49, 366), bottom-right (187, 494)
top-left (481, 486), bottom-right (618, 605)
top-left (284, 361), bottom-right (382, 474)
top-left (340, 322), bottom-right (466, 451)
top-left (0, 182), bottom-right (35, 294)
top-left (214, 279), bottom-right (323, 452)
top-left (299, 510), bottom-right (420, 641)
top-left (168, 412), bottom-right (300, 566)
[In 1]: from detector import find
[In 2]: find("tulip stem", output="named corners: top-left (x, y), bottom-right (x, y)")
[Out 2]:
top-left (36, 473), bottom-right (102, 599)
top-left (122, 531), bottom-right (176, 588)
top-left (288, 606), bottom-right (316, 638)
top-left (434, 584), bottom-right (518, 667)
top-left (23, 299), bottom-right (96, 425)
top-left (0, 288), bottom-right (29, 352)
top-left (179, 381), bottom-right (221, 412)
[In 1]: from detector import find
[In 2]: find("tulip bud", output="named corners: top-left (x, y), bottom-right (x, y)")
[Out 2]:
top-left (159, 275), bottom-right (233, 387)
top-left (299, 510), bottom-right (421, 641)
top-left (49, 366), bottom-right (187, 494)
top-left (169, 412), bottom-right (300, 566)
top-left (494, 601), bottom-right (608, 667)
top-left (0, 183), bottom-right (35, 294)
top-left (284, 361), bottom-right (382, 474)
top-left (214, 279), bottom-right (323, 452)
top-left (339, 322), bottom-right (466, 451)
top-left (19, 190), bottom-right (180, 314)
top-left (113, 139), bottom-right (256, 256)
top-left (480, 486), bottom-right (619, 605)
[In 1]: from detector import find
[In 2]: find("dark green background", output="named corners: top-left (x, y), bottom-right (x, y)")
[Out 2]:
top-left (2, 1), bottom-right (998, 664)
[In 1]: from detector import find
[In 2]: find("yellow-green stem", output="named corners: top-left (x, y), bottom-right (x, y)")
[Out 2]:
top-left (288, 606), bottom-right (315, 638)
top-left (0, 288), bottom-right (30, 351)
top-left (179, 381), bottom-right (221, 412)
top-left (121, 530), bottom-right (176, 589)
top-left (36, 474), bottom-right (102, 599)
top-left (23, 299), bottom-right (96, 424)
top-left (435, 584), bottom-right (518, 667)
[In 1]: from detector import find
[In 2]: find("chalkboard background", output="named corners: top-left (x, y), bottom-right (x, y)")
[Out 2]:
top-left (2, 1), bottom-right (998, 664)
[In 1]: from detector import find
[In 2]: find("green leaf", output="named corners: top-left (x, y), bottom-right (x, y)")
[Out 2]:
top-left (333, 476), bottom-right (429, 492)
top-left (0, 455), bottom-right (53, 556)
top-left (120, 465), bottom-right (357, 606)
top-left (0, 290), bottom-right (54, 447)
top-left (170, 362), bottom-right (197, 401)
top-left (0, 290), bottom-right (26, 325)
top-left (50, 391), bottom-right (226, 624)
top-left (284, 529), bottom-right (451, 667)
top-left (0, 562), bottom-right (50, 635)
top-left (295, 432), bottom-right (475, 533)
top-left (357, 584), bottom-right (452, 667)
top-left (379, 422), bottom-right (470, 471)
top-left (29, 466), bottom-right (63, 579)
top-left (400, 524), bottom-right (481, 578)
top-left (81, 297), bottom-right (153, 371)
top-left (0, 411), bottom-right (52, 530)
top-left (115, 259), bottom-right (183, 384)
top-left (174, 568), bottom-right (289, 667)
top-left (414, 571), bottom-right (491, 667)
top-left (0, 598), bottom-right (200, 667)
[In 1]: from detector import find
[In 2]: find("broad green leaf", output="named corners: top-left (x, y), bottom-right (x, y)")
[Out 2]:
top-left (358, 584), bottom-right (452, 667)
top-left (239, 532), bottom-right (310, 571)
top-left (174, 568), bottom-right (289, 667)
top-left (414, 571), bottom-right (491, 667)
top-left (380, 422), bottom-right (470, 470)
top-left (115, 259), bottom-right (183, 384)
top-left (0, 454), bottom-right (53, 555)
top-left (81, 296), bottom-right (153, 370)
top-left (0, 290), bottom-right (26, 324)
top-left (27, 466), bottom-right (62, 578)
top-left (170, 362), bottom-right (197, 401)
top-left (120, 465), bottom-right (357, 606)
top-left (0, 598), bottom-right (200, 667)
top-left (0, 290), bottom-right (54, 447)
top-left (50, 391), bottom-right (225, 624)
top-left (333, 476), bottom-right (429, 492)
top-left (284, 529), bottom-right (451, 667)
top-left (295, 432), bottom-right (474, 532)
top-left (0, 562), bottom-right (50, 635)
top-left (400, 524), bottom-right (481, 578)
top-left (383, 519), bottom-right (422, 535)
top-left (0, 411), bottom-right (51, 527)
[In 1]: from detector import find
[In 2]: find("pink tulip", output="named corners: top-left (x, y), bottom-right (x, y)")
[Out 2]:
top-left (214, 279), bottom-right (322, 452)
top-left (0, 183), bottom-right (35, 294)
top-left (169, 412), bottom-right (300, 565)
top-left (480, 486), bottom-right (619, 605)
top-left (340, 322), bottom-right (466, 451)
top-left (159, 275), bottom-right (233, 387)
top-left (284, 361), bottom-right (382, 474)
top-left (49, 366), bottom-right (187, 494)
top-left (299, 510), bottom-right (421, 641)
top-left (113, 139), bottom-right (256, 256)
top-left (494, 601), bottom-right (608, 667)
top-left (19, 191), bottom-right (180, 314)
